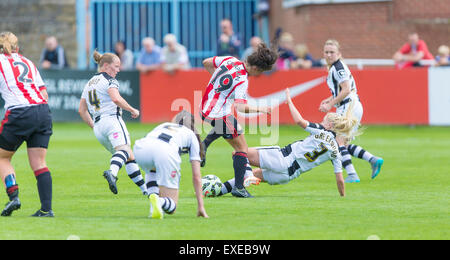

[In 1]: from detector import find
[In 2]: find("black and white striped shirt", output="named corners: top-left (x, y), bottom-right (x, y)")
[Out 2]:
top-left (326, 59), bottom-right (358, 106)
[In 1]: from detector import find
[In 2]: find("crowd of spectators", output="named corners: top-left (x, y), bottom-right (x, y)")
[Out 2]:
top-left (392, 32), bottom-right (449, 69)
top-left (39, 24), bottom-right (449, 72)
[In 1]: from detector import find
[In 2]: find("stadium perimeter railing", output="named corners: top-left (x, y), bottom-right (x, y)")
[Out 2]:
top-left (337, 59), bottom-right (436, 69)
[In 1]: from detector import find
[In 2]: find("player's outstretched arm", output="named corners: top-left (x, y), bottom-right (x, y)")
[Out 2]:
top-left (335, 172), bottom-right (345, 197)
top-left (78, 98), bottom-right (94, 128)
top-left (191, 160), bottom-right (209, 218)
top-left (202, 57), bottom-right (216, 75)
top-left (235, 102), bottom-right (271, 115)
top-left (285, 88), bottom-right (308, 129)
top-left (107, 88), bottom-right (140, 118)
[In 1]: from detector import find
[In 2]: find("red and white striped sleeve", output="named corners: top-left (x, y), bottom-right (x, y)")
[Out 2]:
top-left (213, 56), bottom-right (235, 69)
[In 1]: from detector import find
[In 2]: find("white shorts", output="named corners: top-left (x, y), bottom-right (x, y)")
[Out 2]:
top-left (257, 146), bottom-right (301, 185)
top-left (133, 138), bottom-right (181, 189)
top-left (336, 99), bottom-right (363, 136)
top-left (93, 115), bottom-right (131, 154)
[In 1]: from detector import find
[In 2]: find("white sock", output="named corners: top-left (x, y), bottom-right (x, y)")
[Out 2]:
top-left (221, 178), bottom-right (235, 195)
top-left (110, 150), bottom-right (129, 177)
top-left (145, 171), bottom-right (159, 195)
top-left (244, 160), bottom-right (254, 178)
top-left (339, 146), bottom-right (358, 176)
top-left (159, 197), bottom-right (176, 214)
top-left (347, 144), bottom-right (375, 163)
top-left (125, 161), bottom-right (146, 193)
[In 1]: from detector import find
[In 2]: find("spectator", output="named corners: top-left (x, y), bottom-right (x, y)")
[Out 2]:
top-left (275, 32), bottom-right (296, 70)
top-left (393, 32), bottom-right (434, 69)
top-left (292, 44), bottom-right (322, 69)
top-left (217, 18), bottom-right (242, 57)
top-left (114, 41), bottom-right (134, 71)
top-left (161, 34), bottom-right (190, 73)
top-left (39, 36), bottom-right (69, 69)
top-left (241, 36), bottom-right (262, 61)
top-left (435, 45), bottom-right (450, 67)
top-left (136, 37), bottom-right (161, 73)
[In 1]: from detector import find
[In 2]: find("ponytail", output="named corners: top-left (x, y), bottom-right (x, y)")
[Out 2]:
top-left (93, 49), bottom-right (118, 68)
top-left (325, 101), bottom-right (361, 140)
top-left (246, 42), bottom-right (278, 71)
top-left (0, 32), bottom-right (18, 55)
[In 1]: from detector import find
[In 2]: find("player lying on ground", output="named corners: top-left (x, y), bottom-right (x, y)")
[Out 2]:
top-left (133, 110), bottom-right (208, 219)
top-left (320, 39), bottom-right (383, 183)
top-left (219, 89), bottom-right (360, 197)
top-left (0, 32), bottom-right (54, 217)
top-left (79, 50), bottom-right (146, 195)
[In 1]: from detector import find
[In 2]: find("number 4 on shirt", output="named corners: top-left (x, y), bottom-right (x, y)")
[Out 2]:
top-left (88, 89), bottom-right (101, 110)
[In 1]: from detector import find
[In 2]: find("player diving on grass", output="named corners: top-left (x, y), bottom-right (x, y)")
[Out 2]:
top-left (78, 50), bottom-right (146, 195)
top-left (218, 89), bottom-right (360, 197)
top-left (320, 39), bottom-right (383, 183)
top-left (133, 110), bottom-right (208, 219)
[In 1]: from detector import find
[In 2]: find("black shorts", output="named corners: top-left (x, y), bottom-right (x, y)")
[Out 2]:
top-left (0, 104), bottom-right (53, 152)
top-left (201, 113), bottom-right (243, 139)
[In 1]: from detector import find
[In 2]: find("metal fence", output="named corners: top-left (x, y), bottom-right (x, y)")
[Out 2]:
top-left (83, 0), bottom-right (259, 68)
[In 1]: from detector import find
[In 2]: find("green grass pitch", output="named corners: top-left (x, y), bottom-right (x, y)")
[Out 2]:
top-left (0, 122), bottom-right (448, 240)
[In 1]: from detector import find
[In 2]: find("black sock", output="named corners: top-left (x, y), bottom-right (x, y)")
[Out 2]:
top-left (233, 152), bottom-right (248, 189)
top-left (34, 168), bottom-right (52, 212)
top-left (202, 129), bottom-right (222, 150)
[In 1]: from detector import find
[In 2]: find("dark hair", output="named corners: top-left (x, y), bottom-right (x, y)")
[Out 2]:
top-left (116, 40), bottom-right (126, 48)
top-left (173, 110), bottom-right (205, 161)
top-left (246, 43), bottom-right (278, 71)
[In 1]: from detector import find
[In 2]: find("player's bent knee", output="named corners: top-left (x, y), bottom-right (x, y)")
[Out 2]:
top-left (114, 145), bottom-right (132, 156)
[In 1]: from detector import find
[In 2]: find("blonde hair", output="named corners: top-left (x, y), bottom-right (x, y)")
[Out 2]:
top-left (438, 45), bottom-right (449, 56)
top-left (324, 39), bottom-right (344, 69)
top-left (93, 50), bottom-right (119, 68)
top-left (0, 31), bottom-right (19, 55)
top-left (324, 39), bottom-right (340, 51)
top-left (324, 101), bottom-right (360, 140)
top-left (294, 44), bottom-right (309, 59)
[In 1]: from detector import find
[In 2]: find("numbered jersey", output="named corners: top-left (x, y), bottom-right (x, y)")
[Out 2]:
top-left (201, 56), bottom-right (248, 119)
top-left (286, 122), bottom-right (342, 174)
top-left (326, 59), bottom-right (358, 107)
top-left (81, 72), bottom-right (121, 119)
top-left (137, 122), bottom-right (201, 162)
top-left (0, 53), bottom-right (47, 109)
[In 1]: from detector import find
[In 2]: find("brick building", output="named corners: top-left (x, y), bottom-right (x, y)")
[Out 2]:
top-left (269, 0), bottom-right (450, 59)
top-left (0, 0), bottom-right (77, 67)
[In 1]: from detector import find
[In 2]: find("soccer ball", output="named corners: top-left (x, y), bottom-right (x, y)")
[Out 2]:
top-left (201, 175), bottom-right (222, 197)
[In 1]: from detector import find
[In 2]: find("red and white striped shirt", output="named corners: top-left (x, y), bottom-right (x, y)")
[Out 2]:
top-left (200, 56), bottom-right (248, 119)
top-left (0, 53), bottom-right (46, 109)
